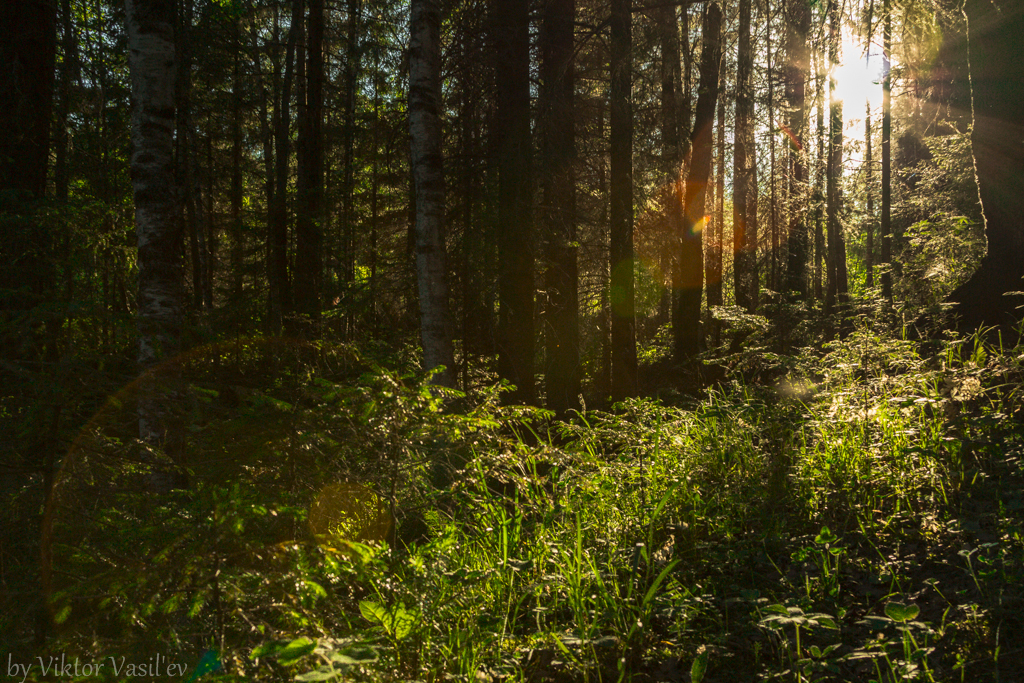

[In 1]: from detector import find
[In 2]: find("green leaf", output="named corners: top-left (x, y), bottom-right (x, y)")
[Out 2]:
top-left (392, 603), bottom-right (418, 640)
top-left (250, 641), bottom-right (287, 660)
top-left (359, 600), bottom-right (386, 626)
top-left (277, 637), bottom-right (317, 665)
top-left (690, 651), bottom-right (709, 683)
top-left (294, 667), bottom-right (340, 681)
top-left (884, 602), bottom-right (920, 623)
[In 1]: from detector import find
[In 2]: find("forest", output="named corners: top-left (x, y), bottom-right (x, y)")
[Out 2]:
top-left (2, 0), bottom-right (1024, 679)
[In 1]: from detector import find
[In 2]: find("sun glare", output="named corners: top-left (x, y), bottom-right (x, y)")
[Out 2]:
top-left (832, 25), bottom-right (887, 113)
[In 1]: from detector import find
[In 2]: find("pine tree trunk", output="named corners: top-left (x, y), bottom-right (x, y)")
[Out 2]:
top-left (825, 0), bottom-right (848, 315)
top-left (708, 54), bottom-right (726, 347)
top-left (783, 0), bottom-right (810, 298)
top-left (865, 104), bottom-right (874, 289)
top-left (294, 0), bottom-right (325, 330)
top-left (409, 0), bottom-right (456, 386)
top-left (733, 0), bottom-right (758, 312)
top-left (880, 0), bottom-right (892, 306)
top-left (673, 2), bottom-right (723, 362)
top-left (495, 0), bottom-right (535, 403)
top-left (230, 34), bottom-right (244, 305)
top-left (658, 1), bottom-right (682, 332)
top-left (813, 51), bottom-right (825, 302)
top-left (610, 0), bottom-right (636, 401)
top-left (0, 0), bottom-right (56, 200)
top-left (946, 0), bottom-right (1024, 329)
top-left (268, 0), bottom-right (300, 332)
top-left (540, 0), bottom-right (579, 414)
top-left (340, 0), bottom-right (362, 335)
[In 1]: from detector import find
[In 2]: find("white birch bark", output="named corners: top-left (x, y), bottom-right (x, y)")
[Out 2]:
top-left (126, 0), bottom-right (184, 490)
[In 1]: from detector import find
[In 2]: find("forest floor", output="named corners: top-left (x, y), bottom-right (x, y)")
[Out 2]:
top-left (14, 326), bottom-right (1024, 682)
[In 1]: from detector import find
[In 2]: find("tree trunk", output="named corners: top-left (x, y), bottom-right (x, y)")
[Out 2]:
top-left (767, 1), bottom-right (779, 292)
top-left (125, 0), bottom-right (184, 493)
top-left (733, 0), bottom-right (758, 312)
top-left (0, 0), bottom-right (58, 364)
top-left (409, 0), bottom-right (456, 386)
top-left (294, 0), bottom-right (325, 330)
top-left (880, 0), bottom-right (893, 306)
top-left (708, 51), bottom-right (726, 347)
top-left (268, 0), bottom-right (300, 332)
top-left (609, 0), bottom-right (636, 401)
top-left (495, 0), bottom-right (535, 403)
top-left (540, 0), bottom-right (579, 415)
top-left (0, 0), bottom-right (56, 200)
top-left (945, 0), bottom-right (1024, 329)
top-left (656, 1), bottom-right (682, 329)
top-left (673, 2), bottom-right (723, 362)
top-left (865, 103), bottom-right (874, 289)
top-left (783, 0), bottom-right (810, 298)
top-left (813, 50), bottom-right (825, 302)
top-left (229, 33), bottom-right (244, 305)
top-left (340, 0), bottom-right (362, 336)
top-left (825, 0), bottom-right (848, 315)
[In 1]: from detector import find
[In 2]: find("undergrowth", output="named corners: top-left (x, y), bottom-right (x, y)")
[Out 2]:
top-left (18, 327), bottom-right (1024, 682)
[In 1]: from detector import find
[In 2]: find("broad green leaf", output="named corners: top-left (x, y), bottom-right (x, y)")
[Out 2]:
top-left (884, 602), bottom-right (919, 623)
top-left (392, 604), bottom-right (418, 640)
top-left (277, 637), bottom-right (317, 665)
top-left (359, 600), bottom-right (386, 626)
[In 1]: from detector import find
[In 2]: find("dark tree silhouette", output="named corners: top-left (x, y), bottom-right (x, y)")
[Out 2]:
top-left (673, 2), bottom-right (722, 362)
top-left (609, 0), bottom-right (636, 400)
top-left (495, 0), bottom-right (535, 403)
top-left (540, 0), bottom-right (579, 414)
top-left (946, 0), bottom-right (1024, 330)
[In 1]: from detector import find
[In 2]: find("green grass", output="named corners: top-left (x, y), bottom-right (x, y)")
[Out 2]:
top-left (27, 328), bottom-right (1024, 682)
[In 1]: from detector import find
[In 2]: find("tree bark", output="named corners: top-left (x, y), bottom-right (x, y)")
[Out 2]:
top-left (813, 50), bottom-right (825, 302)
top-left (865, 103), bottom-right (874, 289)
top-left (825, 0), bottom-right (848, 315)
top-left (540, 0), bottom-right (579, 414)
top-left (268, 0), bottom-right (301, 332)
top-left (783, 0), bottom-right (810, 298)
top-left (880, 0), bottom-right (892, 305)
top-left (610, 0), bottom-right (636, 401)
top-left (126, 0), bottom-right (185, 493)
top-left (673, 2), bottom-right (722, 362)
top-left (0, 0), bottom-right (58, 363)
top-left (0, 0), bottom-right (56, 200)
top-left (495, 0), bottom-right (535, 403)
top-left (945, 0), bottom-right (1024, 330)
top-left (733, 0), bottom-right (758, 312)
top-left (656, 1), bottom-right (682, 329)
top-left (409, 0), bottom-right (456, 386)
top-left (294, 0), bottom-right (325, 330)
top-left (340, 0), bottom-right (362, 336)
top-left (229, 29), bottom-right (244, 305)
top-left (708, 51), bottom-right (726, 347)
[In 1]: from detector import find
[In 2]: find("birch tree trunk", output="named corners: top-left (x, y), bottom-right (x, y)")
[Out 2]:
top-left (126, 0), bottom-right (185, 492)
top-left (409, 0), bottom-right (456, 386)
